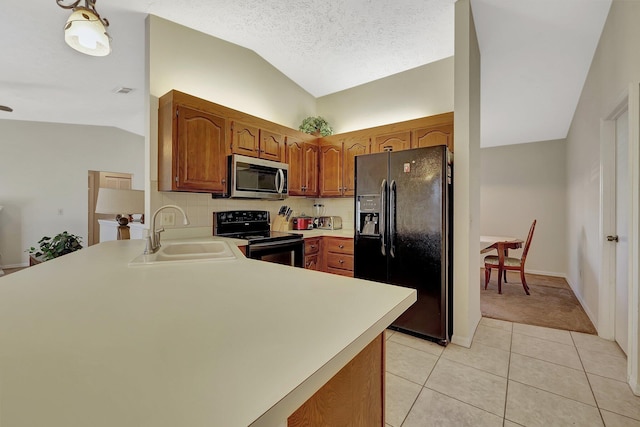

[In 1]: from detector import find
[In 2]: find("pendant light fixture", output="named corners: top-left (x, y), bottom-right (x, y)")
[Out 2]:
top-left (56, 0), bottom-right (111, 57)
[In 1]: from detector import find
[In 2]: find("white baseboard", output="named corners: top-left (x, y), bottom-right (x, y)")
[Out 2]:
top-left (524, 269), bottom-right (566, 278)
top-left (451, 334), bottom-right (473, 348)
top-left (480, 267), bottom-right (566, 278)
top-left (565, 275), bottom-right (599, 335)
top-left (451, 316), bottom-right (480, 349)
top-left (0, 262), bottom-right (29, 269)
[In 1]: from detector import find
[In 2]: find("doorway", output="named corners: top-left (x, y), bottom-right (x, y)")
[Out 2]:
top-left (88, 171), bottom-right (132, 246)
top-left (614, 109), bottom-right (629, 354)
top-left (599, 83), bottom-right (640, 393)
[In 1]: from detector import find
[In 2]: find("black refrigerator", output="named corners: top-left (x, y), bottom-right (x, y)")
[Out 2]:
top-left (354, 146), bottom-right (453, 345)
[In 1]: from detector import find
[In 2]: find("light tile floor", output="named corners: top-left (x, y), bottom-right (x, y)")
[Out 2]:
top-left (385, 317), bottom-right (640, 427)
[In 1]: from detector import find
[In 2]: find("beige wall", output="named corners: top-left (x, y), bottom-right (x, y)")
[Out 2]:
top-left (451, 0), bottom-right (482, 347)
top-left (0, 120), bottom-right (144, 267)
top-left (147, 15), bottom-right (320, 227)
top-left (480, 139), bottom-right (567, 276)
top-left (149, 16), bottom-right (316, 133)
top-left (316, 57), bottom-right (454, 134)
top-left (566, 0), bottom-right (640, 329)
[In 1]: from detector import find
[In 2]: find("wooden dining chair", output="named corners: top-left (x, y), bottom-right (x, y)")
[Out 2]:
top-left (484, 220), bottom-right (537, 295)
top-left (117, 225), bottom-right (130, 240)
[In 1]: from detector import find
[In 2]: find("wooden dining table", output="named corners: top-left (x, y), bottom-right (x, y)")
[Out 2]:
top-left (480, 235), bottom-right (524, 293)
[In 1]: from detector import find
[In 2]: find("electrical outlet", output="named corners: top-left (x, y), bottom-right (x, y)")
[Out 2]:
top-left (161, 212), bottom-right (175, 226)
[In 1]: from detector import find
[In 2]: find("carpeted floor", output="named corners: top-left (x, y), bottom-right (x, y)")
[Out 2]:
top-left (481, 270), bottom-right (597, 334)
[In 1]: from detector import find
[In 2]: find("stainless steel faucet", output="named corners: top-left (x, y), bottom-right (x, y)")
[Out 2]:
top-left (144, 204), bottom-right (190, 254)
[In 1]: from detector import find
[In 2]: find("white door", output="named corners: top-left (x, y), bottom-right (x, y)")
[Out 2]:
top-left (615, 109), bottom-right (629, 354)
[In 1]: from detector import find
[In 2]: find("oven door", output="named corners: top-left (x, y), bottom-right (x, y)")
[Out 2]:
top-left (246, 239), bottom-right (304, 268)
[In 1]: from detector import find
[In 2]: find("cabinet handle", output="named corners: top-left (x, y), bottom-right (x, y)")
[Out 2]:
top-left (222, 179), bottom-right (226, 184)
top-left (339, 259), bottom-right (344, 264)
top-left (338, 244), bottom-right (344, 249)
top-left (310, 245), bottom-right (316, 250)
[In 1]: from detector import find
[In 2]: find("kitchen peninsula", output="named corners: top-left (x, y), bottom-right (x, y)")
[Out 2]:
top-left (0, 238), bottom-right (415, 426)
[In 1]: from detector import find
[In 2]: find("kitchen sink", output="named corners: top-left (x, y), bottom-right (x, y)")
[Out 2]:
top-left (129, 240), bottom-right (237, 266)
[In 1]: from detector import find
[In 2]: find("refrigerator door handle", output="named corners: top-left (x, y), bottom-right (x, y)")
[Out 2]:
top-left (380, 179), bottom-right (387, 256)
top-left (390, 179), bottom-right (396, 258)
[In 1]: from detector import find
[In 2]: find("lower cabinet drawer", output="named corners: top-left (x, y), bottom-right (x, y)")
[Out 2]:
top-left (325, 238), bottom-right (354, 254)
top-left (326, 266), bottom-right (354, 277)
top-left (305, 238), bottom-right (320, 255)
top-left (326, 252), bottom-right (354, 272)
top-left (305, 254), bottom-right (320, 270)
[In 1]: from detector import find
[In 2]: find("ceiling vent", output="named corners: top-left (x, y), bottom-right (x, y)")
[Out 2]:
top-left (113, 87), bottom-right (134, 94)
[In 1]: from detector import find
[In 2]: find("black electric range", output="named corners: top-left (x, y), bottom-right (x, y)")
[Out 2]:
top-left (213, 210), bottom-right (304, 267)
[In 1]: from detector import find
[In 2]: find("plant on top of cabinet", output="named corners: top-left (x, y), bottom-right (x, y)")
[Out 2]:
top-left (299, 116), bottom-right (333, 137)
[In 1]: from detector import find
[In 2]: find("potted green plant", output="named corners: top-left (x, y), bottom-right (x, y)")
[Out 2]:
top-left (27, 231), bottom-right (83, 264)
top-left (299, 116), bottom-right (333, 137)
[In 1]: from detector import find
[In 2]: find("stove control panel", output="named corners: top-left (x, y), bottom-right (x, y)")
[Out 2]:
top-left (213, 210), bottom-right (271, 236)
top-left (215, 210), bottom-right (269, 224)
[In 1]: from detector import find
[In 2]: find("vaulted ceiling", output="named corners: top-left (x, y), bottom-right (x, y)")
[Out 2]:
top-left (0, 0), bottom-right (611, 146)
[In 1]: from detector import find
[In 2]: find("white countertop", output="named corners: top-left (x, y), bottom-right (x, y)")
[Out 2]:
top-left (0, 237), bottom-right (415, 426)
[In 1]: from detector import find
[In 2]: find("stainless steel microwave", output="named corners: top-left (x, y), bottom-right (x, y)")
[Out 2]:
top-left (228, 154), bottom-right (288, 199)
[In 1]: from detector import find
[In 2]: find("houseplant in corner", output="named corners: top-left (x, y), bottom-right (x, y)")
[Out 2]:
top-left (27, 231), bottom-right (83, 264)
top-left (299, 116), bottom-right (333, 137)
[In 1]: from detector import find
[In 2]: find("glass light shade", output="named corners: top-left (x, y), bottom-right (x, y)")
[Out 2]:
top-left (64, 8), bottom-right (111, 57)
top-left (95, 189), bottom-right (144, 215)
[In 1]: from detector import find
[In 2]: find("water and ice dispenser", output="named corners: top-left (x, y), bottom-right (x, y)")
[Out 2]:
top-left (356, 195), bottom-right (380, 236)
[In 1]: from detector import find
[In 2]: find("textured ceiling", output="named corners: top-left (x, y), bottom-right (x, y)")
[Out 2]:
top-left (144, 0), bottom-right (455, 97)
top-left (0, 0), bottom-right (611, 146)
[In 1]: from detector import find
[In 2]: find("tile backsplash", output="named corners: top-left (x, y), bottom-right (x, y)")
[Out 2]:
top-left (150, 181), bottom-right (355, 231)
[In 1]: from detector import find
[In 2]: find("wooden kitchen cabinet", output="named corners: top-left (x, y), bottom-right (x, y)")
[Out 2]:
top-left (230, 121), bottom-right (259, 157)
top-left (342, 136), bottom-right (369, 197)
top-left (412, 123), bottom-right (454, 152)
top-left (319, 141), bottom-right (343, 197)
top-left (287, 138), bottom-right (318, 197)
top-left (260, 129), bottom-right (285, 161)
top-left (304, 237), bottom-right (321, 270)
top-left (158, 94), bottom-right (228, 193)
top-left (371, 130), bottom-right (411, 153)
top-left (322, 237), bottom-right (354, 277)
top-left (288, 333), bottom-right (383, 427)
top-left (319, 135), bottom-right (369, 197)
top-left (230, 121), bottom-right (285, 162)
top-left (303, 143), bottom-right (319, 196)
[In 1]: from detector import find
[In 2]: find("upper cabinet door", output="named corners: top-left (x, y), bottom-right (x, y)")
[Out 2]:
top-left (342, 136), bottom-right (369, 197)
top-left (303, 142), bottom-right (319, 197)
top-left (260, 130), bottom-right (285, 162)
top-left (176, 105), bottom-right (228, 193)
top-left (231, 121), bottom-right (260, 158)
top-left (412, 124), bottom-right (454, 152)
top-left (372, 131), bottom-right (411, 153)
top-left (319, 143), bottom-right (343, 197)
top-left (286, 138), bottom-right (305, 196)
